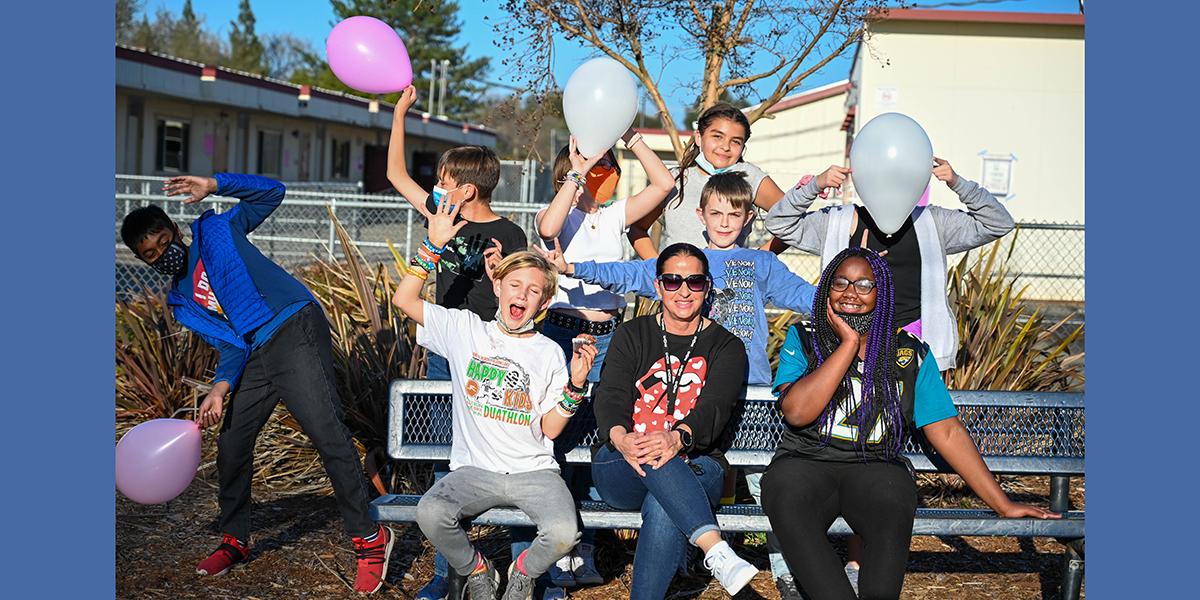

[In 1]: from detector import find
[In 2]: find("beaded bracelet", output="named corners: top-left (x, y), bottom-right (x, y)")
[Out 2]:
top-left (562, 387), bottom-right (584, 404)
top-left (422, 237), bottom-right (446, 255)
top-left (410, 254), bottom-right (436, 273)
top-left (564, 170), bottom-right (587, 188)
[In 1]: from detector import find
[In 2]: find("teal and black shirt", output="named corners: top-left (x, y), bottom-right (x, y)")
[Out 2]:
top-left (771, 323), bottom-right (958, 463)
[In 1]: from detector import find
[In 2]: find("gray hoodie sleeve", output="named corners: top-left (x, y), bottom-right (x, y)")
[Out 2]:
top-left (764, 177), bottom-right (830, 255)
top-left (928, 177), bottom-right (1016, 255)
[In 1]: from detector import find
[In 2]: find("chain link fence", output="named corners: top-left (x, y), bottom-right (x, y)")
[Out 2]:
top-left (116, 173), bottom-right (1083, 305)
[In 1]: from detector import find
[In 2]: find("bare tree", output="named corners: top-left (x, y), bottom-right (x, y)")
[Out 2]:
top-left (496, 0), bottom-right (891, 159)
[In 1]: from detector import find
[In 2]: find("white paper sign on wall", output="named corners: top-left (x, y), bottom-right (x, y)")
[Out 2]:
top-left (980, 153), bottom-right (1016, 199)
top-left (876, 86), bottom-right (899, 107)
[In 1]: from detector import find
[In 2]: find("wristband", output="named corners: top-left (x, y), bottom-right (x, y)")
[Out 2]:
top-left (410, 255), bottom-right (436, 273)
top-left (416, 244), bottom-right (442, 265)
top-left (564, 170), bottom-right (587, 188)
top-left (422, 237), bottom-right (446, 255)
top-left (555, 404), bottom-right (577, 418)
top-left (623, 132), bottom-right (644, 149)
top-left (406, 265), bottom-right (430, 280)
top-left (567, 379), bottom-right (587, 395)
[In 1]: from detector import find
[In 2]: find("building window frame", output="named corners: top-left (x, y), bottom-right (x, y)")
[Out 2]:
top-left (257, 129), bottom-right (283, 177)
top-left (155, 118), bottom-right (190, 173)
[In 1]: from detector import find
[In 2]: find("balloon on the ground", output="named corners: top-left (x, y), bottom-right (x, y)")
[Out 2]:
top-left (326, 16), bottom-right (413, 94)
top-left (849, 113), bottom-right (934, 235)
top-left (116, 418), bottom-right (202, 504)
top-left (563, 58), bottom-right (639, 156)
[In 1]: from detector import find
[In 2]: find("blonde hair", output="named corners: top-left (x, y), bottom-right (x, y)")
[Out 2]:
top-left (491, 251), bottom-right (559, 304)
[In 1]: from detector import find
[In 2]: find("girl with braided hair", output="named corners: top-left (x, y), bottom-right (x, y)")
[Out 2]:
top-left (761, 247), bottom-right (1058, 600)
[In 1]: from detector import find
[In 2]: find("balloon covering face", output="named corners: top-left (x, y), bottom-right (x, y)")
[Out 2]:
top-left (563, 58), bottom-right (639, 157)
top-left (326, 16), bottom-right (413, 94)
top-left (849, 113), bottom-right (933, 235)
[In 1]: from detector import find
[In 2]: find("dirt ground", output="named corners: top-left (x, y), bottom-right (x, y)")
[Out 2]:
top-left (116, 469), bottom-right (1083, 600)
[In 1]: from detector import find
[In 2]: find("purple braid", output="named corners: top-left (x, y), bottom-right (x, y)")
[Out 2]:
top-left (808, 247), bottom-right (904, 459)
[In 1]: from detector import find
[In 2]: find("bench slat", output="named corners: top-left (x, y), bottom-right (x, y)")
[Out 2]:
top-left (370, 494), bottom-right (1084, 538)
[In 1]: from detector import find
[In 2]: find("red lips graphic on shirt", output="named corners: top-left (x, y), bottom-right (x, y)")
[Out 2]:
top-left (631, 356), bottom-right (708, 433)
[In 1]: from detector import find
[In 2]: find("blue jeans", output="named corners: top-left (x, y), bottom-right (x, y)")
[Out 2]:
top-left (426, 351), bottom-right (451, 381)
top-left (593, 446), bottom-right (724, 600)
top-left (426, 352), bottom-right (452, 579)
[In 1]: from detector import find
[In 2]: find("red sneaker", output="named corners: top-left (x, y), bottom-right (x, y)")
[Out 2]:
top-left (352, 525), bottom-right (395, 594)
top-left (196, 534), bottom-right (248, 576)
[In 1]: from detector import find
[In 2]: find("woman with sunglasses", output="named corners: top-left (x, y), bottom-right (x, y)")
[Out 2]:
top-left (589, 242), bottom-right (757, 600)
top-left (762, 247), bottom-right (1059, 600)
top-left (512, 131), bottom-right (675, 596)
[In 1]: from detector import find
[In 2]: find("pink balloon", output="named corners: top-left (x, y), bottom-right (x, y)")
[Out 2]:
top-left (326, 16), bottom-right (413, 95)
top-left (116, 418), bottom-right (202, 504)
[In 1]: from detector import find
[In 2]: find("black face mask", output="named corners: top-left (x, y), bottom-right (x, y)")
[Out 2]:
top-left (151, 241), bottom-right (188, 276)
top-left (835, 309), bottom-right (874, 334)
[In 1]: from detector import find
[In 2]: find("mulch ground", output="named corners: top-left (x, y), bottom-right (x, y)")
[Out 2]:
top-left (117, 469), bottom-right (1084, 599)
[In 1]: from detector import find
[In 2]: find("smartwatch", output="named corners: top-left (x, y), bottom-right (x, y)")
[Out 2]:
top-left (673, 426), bottom-right (694, 452)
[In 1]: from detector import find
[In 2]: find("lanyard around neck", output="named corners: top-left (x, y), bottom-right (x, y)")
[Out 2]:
top-left (658, 314), bottom-right (703, 417)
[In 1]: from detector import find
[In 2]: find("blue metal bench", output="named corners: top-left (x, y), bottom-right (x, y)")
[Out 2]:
top-left (370, 380), bottom-right (1085, 599)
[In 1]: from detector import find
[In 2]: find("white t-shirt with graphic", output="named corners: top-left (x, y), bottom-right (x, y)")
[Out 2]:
top-left (418, 303), bottom-right (569, 474)
top-left (538, 199), bottom-right (629, 311)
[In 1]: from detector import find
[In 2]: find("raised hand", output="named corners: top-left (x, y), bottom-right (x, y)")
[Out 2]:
top-left (932, 157), bottom-right (959, 187)
top-left (482, 238), bottom-right (504, 281)
top-left (532, 239), bottom-right (570, 274)
top-left (816, 165), bottom-right (853, 192)
top-left (568, 136), bottom-right (606, 175)
top-left (395, 85), bottom-right (418, 114)
top-left (427, 192), bottom-right (468, 249)
top-left (163, 176), bottom-right (218, 204)
top-left (570, 334), bottom-right (598, 387)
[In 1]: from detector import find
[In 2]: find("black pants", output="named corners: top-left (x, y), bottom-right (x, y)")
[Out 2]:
top-left (761, 456), bottom-right (917, 600)
top-left (216, 303), bottom-right (375, 541)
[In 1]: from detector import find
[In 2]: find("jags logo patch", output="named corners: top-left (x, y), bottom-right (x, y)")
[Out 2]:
top-left (896, 348), bottom-right (915, 369)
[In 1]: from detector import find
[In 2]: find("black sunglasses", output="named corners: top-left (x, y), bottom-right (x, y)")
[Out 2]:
top-left (658, 273), bottom-right (710, 292)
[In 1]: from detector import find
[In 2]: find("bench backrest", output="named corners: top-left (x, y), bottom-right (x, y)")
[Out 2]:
top-left (387, 380), bottom-right (1084, 475)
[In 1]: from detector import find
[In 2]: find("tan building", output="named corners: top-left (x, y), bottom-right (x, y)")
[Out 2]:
top-left (116, 45), bottom-right (496, 192)
top-left (846, 9), bottom-right (1084, 223)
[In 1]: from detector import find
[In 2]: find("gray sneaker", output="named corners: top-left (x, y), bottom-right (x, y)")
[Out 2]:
top-left (465, 557), bottom-right (500, 600)
top-left (501, 563), bottom-right (535, 600)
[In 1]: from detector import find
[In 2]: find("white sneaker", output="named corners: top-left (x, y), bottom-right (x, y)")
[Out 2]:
top-left (703, 541), bottom-right (758, 596)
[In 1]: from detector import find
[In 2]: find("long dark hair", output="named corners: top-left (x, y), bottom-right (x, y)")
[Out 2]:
top-left (809, 247), bottom-right (904, 459)
top-left (672, 103), bottom-right (752, 209)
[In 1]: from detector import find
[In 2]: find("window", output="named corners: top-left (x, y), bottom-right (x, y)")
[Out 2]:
top-left (155, 119), bottom-right (189, 173)
top-left (331, 138), bottom-right (351, 179)
top-left (257, 130), bottom-right (283, 176)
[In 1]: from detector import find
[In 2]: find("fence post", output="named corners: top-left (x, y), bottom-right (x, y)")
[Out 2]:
top-left (328, 195), bottom-right (338, 259)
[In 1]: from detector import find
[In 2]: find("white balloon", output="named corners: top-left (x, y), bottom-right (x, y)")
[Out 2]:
top-left (563, 58), bottom-right (639, 157)
top-left (849, 113), bottom-right (934, 235)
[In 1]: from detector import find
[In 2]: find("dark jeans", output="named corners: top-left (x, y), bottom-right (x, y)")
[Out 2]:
top-left (427, 351), bottom-right (451, 381)
top-left (762, 456), bottom-right (918, 600)
top-left (216, 303), bottom-right (375, 541)
top-left (592, 446), bottom-right (724, 600)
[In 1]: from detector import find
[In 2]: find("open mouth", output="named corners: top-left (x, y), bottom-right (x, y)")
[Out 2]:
top-left (508, 302), bottom-right (528, 323)
top-left (835, 300), bottom-right (867, 313)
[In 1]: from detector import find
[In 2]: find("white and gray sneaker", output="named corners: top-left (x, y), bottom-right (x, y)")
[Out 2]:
top-left (703, 541), bottom-right (758, 596)
top-left (502, 563), bottom-right (535, 600)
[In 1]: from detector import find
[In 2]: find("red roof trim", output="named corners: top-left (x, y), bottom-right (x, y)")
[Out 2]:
top-left (871, 8), bottom-right (1084, 27)
top-left (633, 127), bottom-right (693, 137)
top-left (765, 82), bottom-right (851, 115)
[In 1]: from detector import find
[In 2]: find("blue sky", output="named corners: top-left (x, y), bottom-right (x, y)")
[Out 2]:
top-left (147, 0), bottom-right (1081, 121)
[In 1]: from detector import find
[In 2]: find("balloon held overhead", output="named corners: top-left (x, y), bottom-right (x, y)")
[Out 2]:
top-left (326, 16), bottom-right (414, 95)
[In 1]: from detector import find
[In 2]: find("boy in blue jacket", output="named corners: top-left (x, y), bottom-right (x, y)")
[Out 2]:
top-left (120, 173), bottom-right (392, 594)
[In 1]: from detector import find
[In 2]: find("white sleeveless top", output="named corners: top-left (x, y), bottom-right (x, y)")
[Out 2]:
top-left (539, 199), bottom-right (629, 311)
